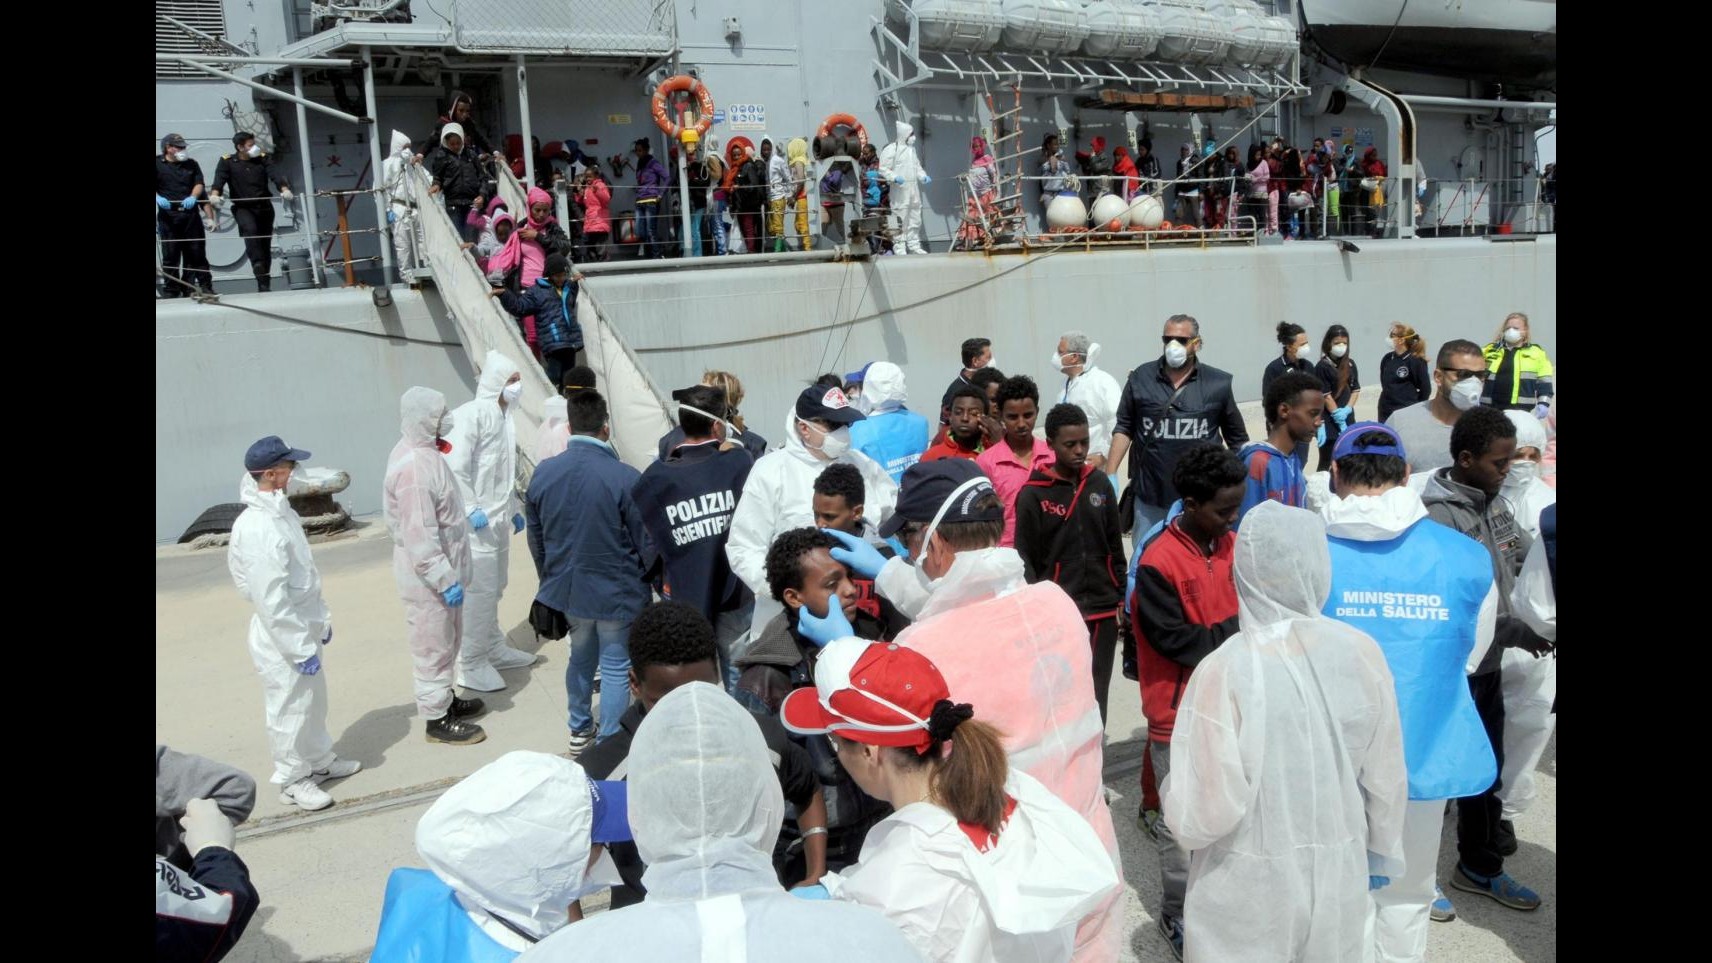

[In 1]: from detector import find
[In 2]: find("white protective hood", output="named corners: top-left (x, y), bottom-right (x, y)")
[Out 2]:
top-left (390, 129), bottom-right (414, 156)
top-left (913, 546), bottom-right (1027, 622)
top-left (441, 122), bottom-right (466, 150)
top-left (416, 751), bottom-right (623, 945)
top-left (629, 682), bottom-right (785, 900)
top-left (1318, 485), bottom-right (1429, 542)
top-left (862, 361), bottom-right (909, 413)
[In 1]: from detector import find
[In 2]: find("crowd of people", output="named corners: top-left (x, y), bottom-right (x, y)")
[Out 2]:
top-left (159, 307), bottom-right (1555, 962)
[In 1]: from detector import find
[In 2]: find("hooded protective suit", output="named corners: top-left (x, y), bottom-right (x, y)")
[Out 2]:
top-left (371, 752), bottom-right (624, 961)
top-left (383, 129), bottom-right (422, 282)
top-left (514, 684), bottom-right (920, 962)
top-left (228, 472), bottom-right (336, 785)
top-left (1496, 411), bottom-right (1556, 823)
top-left (443, 351), bottom-right (537, 691)
top-left (1055, 344), bottom-right (1123, 460)
top-left (879, 121), bottom-right (930, 254)
top-left (829, 768), bottom-right (1118, 963)
top-left (879, 547), bottom-right (1123, 961)
top-left (384, 386), bottom-right (473, 720)
top-left (848, 362), bottom-right (933, 482)
top-left (535, 395), bottom-right (570, 462)
top-left (726, 410), bottom-right (898, 639)
top-left (1163, 501), bottom-right (1408, 963)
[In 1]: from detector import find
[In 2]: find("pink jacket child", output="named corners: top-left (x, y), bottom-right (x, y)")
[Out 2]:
top-left (580, 175), bottom-right (612, 235)
top-left (484, 186), bottom-right (556, 350)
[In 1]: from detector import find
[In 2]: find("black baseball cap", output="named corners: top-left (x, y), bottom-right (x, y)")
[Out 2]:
top-left (795, 385), bottom-right (865, 426)
top-left (245, 435), bottom-right (311, 471)
top-left (877, 459), bottom-right (1002, 538)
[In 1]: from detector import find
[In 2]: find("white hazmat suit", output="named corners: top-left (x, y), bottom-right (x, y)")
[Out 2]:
top-left (443, 350), bottom-right (538, 692)
top-left (726, 411), bottom-right (898, 640)
top-left (382, 129), bottom-right (421, 283)
top-left (1498, 410), bottom-right (1557, 823)
top-left (535, 395), bottom-right (570, 463)
top-left (383, 386), bottom-right (474, 720)
top-left (515, 683), bottom-right (921, 962)
top-left (227, 472), bottom-right (336, 786)
top-left (879, 120), bottom-right (930, 254)
top-left (1163, 501), bottom-right (1408, 963)
top-left (1056, 344), bottom-right (1124, 462)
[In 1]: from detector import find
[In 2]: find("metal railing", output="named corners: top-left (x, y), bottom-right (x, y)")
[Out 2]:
top-left (449, 0), bottom-right (677, 57)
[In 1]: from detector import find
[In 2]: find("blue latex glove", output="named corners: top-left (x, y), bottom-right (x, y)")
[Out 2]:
top-left (1533, 402), bottom-right (1551, 419)
top-left (891, 174), bottom-right (904, 185)
top-left (296, 654), bottom-right (322, 676)
top-left (1332, 406), bottom-right (1352, 429)
top-left (469, 507), bottom-right (490, 531)
top-left (512, 513), bottom-right (525, 534)
top-left (1369, 875), bottom-right (1390, 891)
top-left (156, 194), bottom-right (172, 210)
top-left (180, 196), bottom-right (198, 210)
top-left (821, 528), bottom-right (887, 579)
top-left (796, 600), bottom-right (854, 647)
top-left (1315, 422), bottom-right (1327, 447)
top-left (790, 884), bottom-right (831, 900)
top-left (922, 174), bottom-right (933, 185)
top-left (441, 583), bottom-right (465, 607)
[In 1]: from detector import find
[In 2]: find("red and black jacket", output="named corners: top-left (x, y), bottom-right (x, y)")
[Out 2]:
top-left (1129, 520), bottom-right (1240, 743)
top-left (1014, 464), bottom-right (1127, 618)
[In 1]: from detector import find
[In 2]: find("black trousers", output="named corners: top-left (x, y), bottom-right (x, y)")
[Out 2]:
top-left (1088, 615), bottom-right (1119, 727)
top-left (544, 347), bottom-right (586, 391)
top-left (232, 203), bottom-right (276, 283)
top-left (1458, 668), bottom-right (1507, 877)
top-left (158, 209), bottom-right (212, 293)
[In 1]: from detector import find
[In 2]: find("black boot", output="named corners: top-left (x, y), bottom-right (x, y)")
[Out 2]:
top-left (257, 275), bottom-right (271, 293)
top-left (426, 714), bottom-right (486, 745)
top-left (448, 695), bottom-right (486, 720)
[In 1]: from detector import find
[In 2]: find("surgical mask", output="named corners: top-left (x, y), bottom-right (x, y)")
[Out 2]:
top-left (1164, 342), bottom-right (1189, 368)
top-left (1294, 344), bottom-right (1312, 361)
top-left (804, 419), bottom-right (850, 458)
top-left (1448, 376), bottom-right (1483, 410)
top-left (1330, 343), bottom-right (1348, 359)
top-left (1503, 327), bottom-right (1523, 345)
top-left (166, 149), bottom-right (184, 162)
top-left (246, 145), bottom-right (262, 158)
top-left (850, 393), bottom-right (874, 416)
top-left (437, 411), bottom-right (456, 437)
top-left (983, 355), bottom-right (998, 371)
top-left (1505, 460), bottom-right (1538, 488)
top-left (1052, 352), bottom-right (1076, 372)
top-left (500, 382), bottom-right (523, 406)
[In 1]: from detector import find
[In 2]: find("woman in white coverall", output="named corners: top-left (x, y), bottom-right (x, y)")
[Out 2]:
top-left (515, 682), bottom-right (920, 962)
top-left (1497, 410), bottom-right (1557, 839)
top-left (535, 394), bottom-right (569, 462)
top-left (227, 438), bottom-right (361, 812)
top-left (1162, 501), bottom-right (1408, 963)
top-left (878, 120), bottom-right (931, 254)
top-left (443, 350), bottom-right (541, 692)
top-left (783, 637), bottom-right (1119, 963)
top-left (383, 386), bottom-right (486, 745)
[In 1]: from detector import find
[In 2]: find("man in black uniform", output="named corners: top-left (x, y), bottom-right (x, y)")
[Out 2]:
top-left (156, 133), bottom-right (212, 297)
top-left (210, 132), bottom-right (293, 292)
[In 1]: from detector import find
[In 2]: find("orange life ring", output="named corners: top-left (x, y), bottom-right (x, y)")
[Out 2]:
top-left (816, 113), bottom-right (868, 150)
top-left (652, 76), bottom-right (715, 139)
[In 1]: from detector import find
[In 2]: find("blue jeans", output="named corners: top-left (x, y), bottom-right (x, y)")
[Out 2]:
top-left (636, 200), bottom-right (660, 258)
top-left (566, 617), bottom-right (632, 740)
top-left (690, 208), bottom-right (705, 257)
top-left (713, 199), bottom-right (729, 255)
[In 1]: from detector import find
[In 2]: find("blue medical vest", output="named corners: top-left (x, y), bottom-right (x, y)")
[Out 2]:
top-left (850, 408), bottom-right (931, 482)
top-left (369, 868), bottom-right (521, 963)
top-left (1324, 519), bottom-right (1498, 800)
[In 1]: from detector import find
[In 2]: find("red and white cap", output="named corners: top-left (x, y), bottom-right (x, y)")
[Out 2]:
top-left (781, 637), bottom-right (957, 752)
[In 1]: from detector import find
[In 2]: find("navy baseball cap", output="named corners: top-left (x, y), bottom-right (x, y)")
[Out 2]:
top-left (795, 384), bottom-right (866, 426)
top-left (245, 435), bottom-right (311, 471)
top-left (1331, 422), bottom-right (1406, 461)
top-left (878, 459), bottom-right (1003, 538)
top-left (586, 778), bottom-right (632, 844)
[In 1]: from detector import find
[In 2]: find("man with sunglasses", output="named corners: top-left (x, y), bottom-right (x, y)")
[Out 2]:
top-left (1106, 314), bottom-right (1248, 540)
top-left (1385, 339), bottom-right (1488, 474)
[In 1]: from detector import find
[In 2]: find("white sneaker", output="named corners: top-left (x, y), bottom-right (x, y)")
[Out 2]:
top-left (279, 777), bottom-right (334, 812)
top-left (456, 660), bottom-right (507, 692)
top-left (312, 758), bottom-right (362, 784)
top-left (489, 644), bottom-right (540, 670)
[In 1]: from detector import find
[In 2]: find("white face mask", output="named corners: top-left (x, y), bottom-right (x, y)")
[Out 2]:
top-left (1294, 344), bottom-right (1313, 361)
top-left (1448, 376), bottom-right (1483, 411)
top-left (983, 355), bottom-right (998, 371)
top-left (437, 411), bottom-right (455, 437)
top-left (1503, 327), bottom-right (1523, 345)
top-left (1505, 460), bottom-right (1538, 488)
top-left (500, 382), bottom-right (523, 406)
top-left (1330, 343), bottom-right (1348, 359)
top-left (1052, 352), bottom-right (1079, 373)
top-left (1164, 342), bottom-right (1190, 368)
top-left (805, 421), bottom-right (850, 458)
top-left (246, 145), bottom-right (262, 159)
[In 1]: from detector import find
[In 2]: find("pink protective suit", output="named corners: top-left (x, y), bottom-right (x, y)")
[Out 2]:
top-left (382, 386), bottom-right (473, 720)
top-left (1540, 398), bottom-right (1557, 489)
top-left (484, 186), bottom-right (555, 348)
top-left (881, 546), bottom-right (1124, 962)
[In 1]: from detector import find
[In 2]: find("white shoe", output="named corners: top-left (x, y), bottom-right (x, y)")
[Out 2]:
top-left (279, 777), bottom-right (334, 812)
top-left (489, 644), bottom-right (540, 670)
top-left (312, 758), bottom-right (362, 784)
top-left (456, 660), bottom-right (507, 692)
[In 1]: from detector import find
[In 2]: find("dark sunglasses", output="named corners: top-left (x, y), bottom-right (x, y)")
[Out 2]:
top-left (1162, 335), bottom-right (1199, 347)
top-left (1439, 367), bottom-right (1489, 383)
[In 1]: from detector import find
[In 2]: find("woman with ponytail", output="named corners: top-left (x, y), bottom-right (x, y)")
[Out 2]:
top-left (783, 637), bottom-right (1118, 963)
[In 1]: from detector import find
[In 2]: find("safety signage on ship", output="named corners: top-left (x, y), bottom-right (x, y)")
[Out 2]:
top-left (727, 103), bottom-right (766, 131)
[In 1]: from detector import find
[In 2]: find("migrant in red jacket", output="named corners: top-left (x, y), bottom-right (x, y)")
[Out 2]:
top-left (1128, 520), bottom-right (1240, 742)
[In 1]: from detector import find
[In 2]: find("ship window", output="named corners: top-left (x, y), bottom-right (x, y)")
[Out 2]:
top-left (156, 0), bottom-right (231, 80)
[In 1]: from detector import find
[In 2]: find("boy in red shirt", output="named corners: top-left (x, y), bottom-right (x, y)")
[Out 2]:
top-left (1129, 442), bottom-right (1246, 959)
top-left (921, 385), bottom-right (988, 462)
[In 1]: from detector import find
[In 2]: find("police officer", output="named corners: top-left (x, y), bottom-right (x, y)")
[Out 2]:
top-left (156, 133), bottom-right (212, 297)
top-left (210, 132), bottom-right (293, 292)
